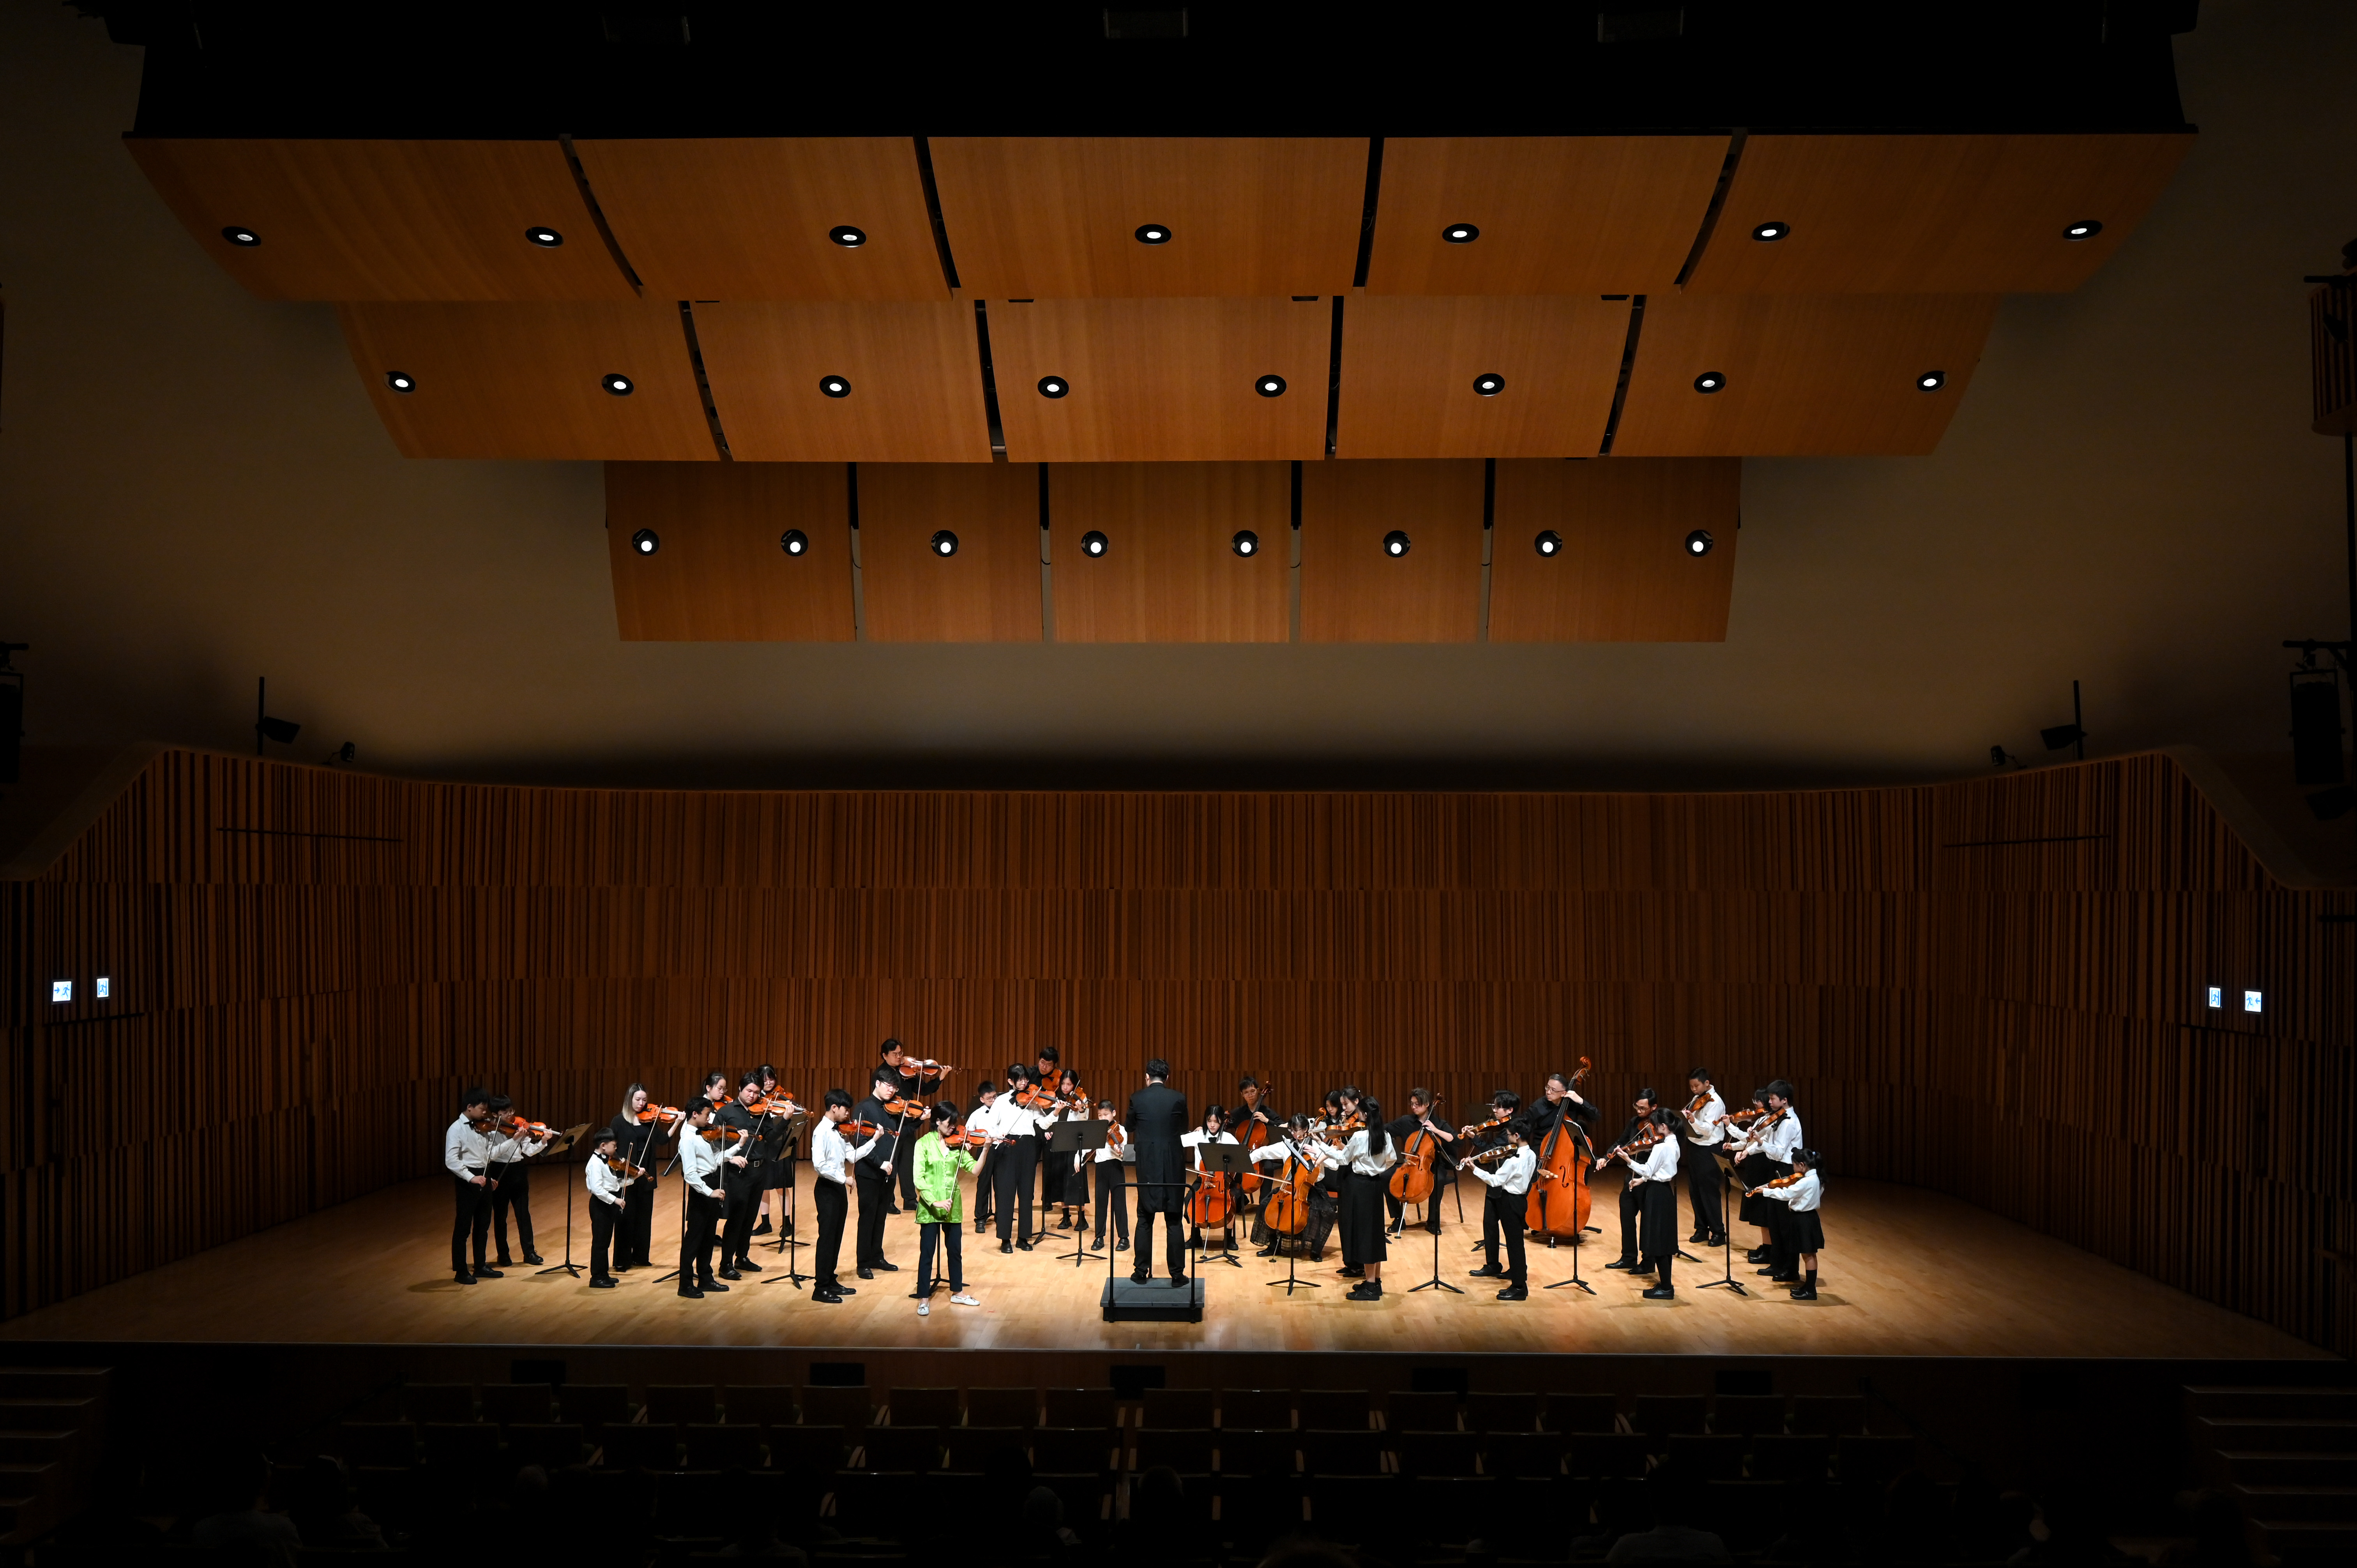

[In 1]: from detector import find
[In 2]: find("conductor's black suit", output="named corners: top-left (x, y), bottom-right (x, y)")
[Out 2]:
top-left (1124, 1080), bottom-right (1191, 1280)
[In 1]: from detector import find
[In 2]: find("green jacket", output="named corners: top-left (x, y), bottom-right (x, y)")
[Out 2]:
top-left (913, 1131), bottom-right (978, 1224)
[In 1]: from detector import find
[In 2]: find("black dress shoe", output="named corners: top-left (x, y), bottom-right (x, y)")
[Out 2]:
top-left (1768, 1271), bottom-right (1799, 1282)
top-left (752, 1218), bottom-right (774, 1236)
top-left (474, 1267), bottom-right (505, 1279)
top-left (1746, 1247), bottom-right (1771, 1263)
top-left (1057, 1215), bottom-right (1073, 1230)
top-left (1016, 1241), bottom-right (1034, 1252)
top-left (718, 1269), bottom-right (743, 1281)
top-left (1256, 1246), bottom-right (1279, 1258)
top-left (1346, 1281), bottom-right (1382, 1301)
top-left (1131, 1270), bottom-right (1152, 1284)
top-left (813, 1288), bottom-right (843, 1303)
top-left (1603, 1257), bottom-right (1638, 1271)
top-left (1337, 1265), bottom-right (1364, 1279)
top-left (857, 1266), bottom-right (874, 1279)
top-left (495, 1256), bottom-right (514, 1268)
top-left (702, 1279), bottom-right (731, 1293)
top-left (887, 1204), bottom-right (903, 1215)
top-left (871, 1260), bottom-right (899, 1271)
top-left (1000, 1241), bottom-right (1013, 1254)
top-left (975, 1219), bottom-right (991, 1234)
top-left (1468, 1264), bottom-right (1505, 1278)
top-left (454, 1272), bottom-right (477, 1284)
top-left (1642, 1283), bottom-right (1675, 1300)
top-left (1168, 1273), bottom-right (1188, 1289)
top-left (590, 1277), bottom-right (617, 1289)
top-left (1790, 1285), bottom-right (1818, 1300)
top-left (1497, 1285), bottom-right (1528, 1301)
top-left (834, 1282), bottom-right (857, 1295)
top-left (523, 1252), bottom-right (544, 1265)
top-left (612, 1263), bottom-right (632, 1274)
top-left (1706, 1235), bottom-right (1728, 1248)
top-left (678, 1286), bottom-right (704, 1299)
top-left (1116, 1239), bottom-right (1129, 1252)
top-left (737, 1259), bottom-right (763, 1272)
top-left (1089, 1238), bottom-right (1106, 1251)
top-left (1689, 1229), bottom-right (1709, 1243)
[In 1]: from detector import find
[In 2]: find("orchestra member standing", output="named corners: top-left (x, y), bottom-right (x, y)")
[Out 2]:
top-left (1466, 1117), bottom-right (1536, 1300)
top-left (715, 1075), bottom-right (764, 1278)
top-left (1753, 1081), bottom-right (1806, 1282)
top-left (1125, 1059), bottom-right (1191, 1287)
top-left (1749, 1149), bottom-right (1825, 1299)
top-left (1531, 1068), bottom-right (1601, 1150)
top-left (852, 1070), bottom-right (905, 1278)
top-left (1051, 1076), bottom-right (1092, 1235)
top-left (1319, 1094), bottom-right (1398, 1301)
top-left (1603, 1089), bottom-right (1662, 1274)
top-left (445, 1088), bottom-right (500, 1284)
top-left (610, 1084), bottom-right (670, 1271)
top-left (912, 1103), bottom-right (982, 1315)
top-left (877, 1039), bottom-right (949, 1213)
top-left (809, 1090), bottom-right (878, 1304)
top-left (753, 1063), bottom-right (793, 1239)
top-left (484, 1095), bottom-right (544, 1267)
top-left (583, 1126), bottom-right (634, 1289)
top-left (1728, 1090), bottom-right (1777, 1262)
top-left (1088, 1099), bottom-right (1131, 1252)
top-left (989, 1064), bottom-right (1055, 1252)
top-left (1385, 1088), bottom-right (1458, 1238)
top-left (1679, 1068), bottom-right (1729, 1247)
top-left (1032, 1047), bottom-right (1073, 1224)
top-left (1625, 1107), bottom-right (1684, 1300)
top-left (676, 1099), bottom-right (728, 1300)
top-left (966, 1080), bottom-right (1000, 1235)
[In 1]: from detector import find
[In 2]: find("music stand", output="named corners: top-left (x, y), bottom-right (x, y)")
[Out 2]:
top-left (1407, 1162), bottom-right (1464, 1295)
top-left (1051, 1120), bottom-right (1108, 1268)
top-left (762, 1112), bottom-right (813, 1289)
top-left (1541, 1162), bottom-right (1596, 1296)
top-left (1696, 1150), bottom-right (1749, 1296)
top-left (533, 1124), bottom-right (592, 1278)
top-left (1193, 1142), bottom-right (1248, 1270)
top-left (1260, 1146), bottom-right (1320, 1295)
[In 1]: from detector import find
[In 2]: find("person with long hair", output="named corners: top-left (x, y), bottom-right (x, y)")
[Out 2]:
top-left (911, 1102), bottom-right (982, 1315)
top-left (1317, 1089), bottom-right (1397, 1301)
top-left (1624, 1105), bottom-right (1684, 1300)
top-left (609, 1083), bottom-right (670, 1271)
top-left (753, 1062), bottom-right (793, 1241)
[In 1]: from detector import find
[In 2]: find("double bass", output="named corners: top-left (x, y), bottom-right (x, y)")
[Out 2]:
top-left (1387, 1095), bottom-right (1444, 1207)
top-left (1526, 1057), bottom-right (1594, 1240)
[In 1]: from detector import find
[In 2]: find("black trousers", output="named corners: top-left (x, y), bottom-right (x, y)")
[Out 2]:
top-left (972, 1148), bottom-right (994, 1224)
top-left (620, 1175), bottom-right (657, 1266)
top-left (1617, 1177), bottom-right (1642, 1261)
top-left (1094, 1165), bottom-right (1130, 1241)
top-left (917, 1224), bottom-right (964, 1296)
top-left (720, 1167), bottom-right (756, 1268)
top-left (489, 1162), bottom-right (534, 1257)
top-left (1684, 1143), bottom-right (1726, 1238)
top-left (590, 1199), bottom-right (618, 1278)
top-left (1386, 1184), bottom-right (1443, 1234)
top-left (854, 1172), bottom-right (893, 1266)
top-left (1483, 1185), bottom-right (1528, 1285)
top-left (995, 1138), bottom-right (1037, 1243)
top-left (892, 1127), bottom-right (919, 1208)
top-left (1132, 1193), bottom-right (1186, 1277)
top-left (680, 1190), bottom-right (723, 1292)
top-left (451, 1174), bottom-right (491, 1272)
top-left (814, 1177), bottom-right (850, 1289)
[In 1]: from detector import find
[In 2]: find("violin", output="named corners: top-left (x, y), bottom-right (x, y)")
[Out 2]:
top-left (697, 1123), bottom-right (749, 1144)
top-left (1723, 1106), bottom-right (1770, 1127)
top-left (1596, 1121), bottom-right (1669, 1167)
top-left (940, 1122), bottom-right (989, 1154)
top-left (632, 1104), bottom-right (685, 1126)
top-left (882, 1095), bottom-right (931, 1119)
top-left (839, 1119), bottom-right (885, 1141)
top-left (1686, 1090), bottom-right (1713, 1117)
top-left (1465, 1141), bottom-right (1521, 1167)
top-left (748, 1093), bottom-right (802, 1119)
top-left (1107, 1123), bottom-right (1127, 1151)
top-left (604, 1154), bottom-right (647, 1179)
top-left (1322, 1112), bottom-right (1365, 1146)
top-left (1388, 1095), bottom-right (1444, 1206)
top-left (1746, 1171), bottom-right (1806, 1196)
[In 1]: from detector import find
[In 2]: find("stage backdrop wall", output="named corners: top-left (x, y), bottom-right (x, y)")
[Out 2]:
top-left (0, 749), bottom-right (2349, 1347)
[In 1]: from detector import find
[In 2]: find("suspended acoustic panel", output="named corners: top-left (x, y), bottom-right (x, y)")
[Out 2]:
top-left (857, 463), bottom-right (1042, 642)
top-left (694, 302), bottom-right (993, 463)
top-left (1685, 132), bottom-right (2194, 294)
top-left (1365, 136), bottom-right (1728, 296)
top-left (1300, 460), bottom-right (1484, 643)
top-left (606, 462), bottom-right (853, 641)
top-left (569, 137), bottom-right (949, 301)
top-left (339, 301), bottom-right (715, 461)
top-left (124, 138), bottom-right (636, 301)
top-left (928, 137), bottom-right (1366, 298)
top-left (1047, 463), bottom-right (1290, 643)
top-left (1611, 293), bottom-right (1998, 457)
top-left (1488, 459), bottom-right (1740, 642)
top-left (2311, 283), bottom-right (2357, 437)
top-left (1336, 295), bottom-right (1627, 459)
top-left (988, 298), bottom-right (1330, 463)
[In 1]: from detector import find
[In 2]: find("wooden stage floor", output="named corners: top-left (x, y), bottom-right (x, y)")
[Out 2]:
top-left (0, 1167), bottom-right (2324, 1360)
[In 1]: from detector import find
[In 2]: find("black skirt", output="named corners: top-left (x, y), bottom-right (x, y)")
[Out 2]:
top-left (1736, 1154), bottom-right (1779, 1225)
top-left (1636, 1178), bottom-right (1680, 1257)
top-left (1776, 1206), bottom-right (1825, 1254)
top-left (1339, 1171), bottom-right (1390, 1266)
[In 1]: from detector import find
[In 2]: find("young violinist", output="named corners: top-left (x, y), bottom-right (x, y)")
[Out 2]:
top-left (1623, 1106), bottom-right (1684, 1300)
top-left (1727, 1090), bottom-right (1779, 1263)
top-left (988, 1063), bottom-right (1054, 1252)
top-left (1751, 1081), bottom-right (1806, 1282)
top-left (1747, 1149), bottom-right (1823, 1299)
top-left (484, 1095), bottom-right (546, 1268)
top-left (1087, 1099), bottom-right (1132, 1252)
top-left (852, 1070), bottom-right (906, 1278)
top-left (610, 1083), bottom-right (673, 1271)
top-left (715, 1074), bottom-right (766, 1279)
top-left (911, 1102), bottom-right (982, 1314)
top-left (1386, 1088), bottom-right (1458, 1238)
top-left (1181, 1104), bottom-right (1242, 1253)
top-left (1033, 1047), bottom-right (1077, 1224)
top-left (966, 1081), bottom-right (1000, 1235)
top-left (878, 1038), bottom-right (950, 1212)
top-left (809, 1089), bottom-right (881, 1305)
top-left (1601, 1090), bottom-right (1662, 1274)
top-left (1316, 1092), bottom-right (1397, 1301)
top-left (752, 1063), bottom-right (795, 1241)
top-left (1680, 1068), bottom-right (1728, 1248)
top-left (445, 1088), bottom-right (500, 1284)
top-left (1050, 1073), bottom-right (1092, 1236)
top-left (583, 1126), bottom-right (636, 1289)
top-left (676, 1098), bottom-right (728, 1300)
top-left (1465, 1116), bottom-right (1536, 1300)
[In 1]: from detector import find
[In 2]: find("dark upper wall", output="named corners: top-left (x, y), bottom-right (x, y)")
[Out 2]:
top-left (0, 3), bottom-right (2352, 794)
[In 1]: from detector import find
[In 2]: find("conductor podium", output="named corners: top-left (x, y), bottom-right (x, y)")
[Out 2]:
top-left (1102, 1275), bottom-right (1207, 1323)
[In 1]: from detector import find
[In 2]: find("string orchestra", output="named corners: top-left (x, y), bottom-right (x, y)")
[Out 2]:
top-left (440, 1052), bottom-right (1830, 1308)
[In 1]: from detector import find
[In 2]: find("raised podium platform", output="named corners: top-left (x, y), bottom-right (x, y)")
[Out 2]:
top-left (1102, 1276), bottom-right (1206, 1323)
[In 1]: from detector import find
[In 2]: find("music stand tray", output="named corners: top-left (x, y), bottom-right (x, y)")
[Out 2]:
top-left (1050, 1119), bottom-right (1108, 1268)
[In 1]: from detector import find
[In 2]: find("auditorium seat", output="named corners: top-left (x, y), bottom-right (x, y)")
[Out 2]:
top-left (1480, 1429), bottom-right (1567, 1480)
top-left (602, 1423), bottom-right (683, 1470)
top-left (860, 1426), bottom-right (943, 1473)
top-left (885, 1386), bottom-right (961, 1428)
top-left (1546, 1393), bottom-right (1617, 1433)
top-left (1838, 1433), bottom-right (1917, 1486)
top-left (1406, 1474), bottom-right (1495, 1540)
top-left (1703, 1478), bottom-right (1785, 1549)
top-left (943, 1426), bottom-right (1030, 1473)
top-left (1132, 1427), bottom-right (1216, 1474)
top-left (646, 1384), bottom-right (721, 1425)
top-left (1031, 1425), bottom-right (1117, 1474)
top-left (477, 1383), bottom-right (553, 1425)
top-left (1033, 1469), bottom-right (1110, 1535)
top-left (684, 1421), bottom-right (764, 1471)
top-left (1216, 1428), bottom-right (1299, 1478)
top-left (1044, 1387), bottom-right (1119, 1429)
top-left (1749, 1433), bottom-right (1831, 1481)
top-left (1385, 1391), bottom-right (1463, 1432)
top-left (1565, 1432), bottom-right (1650, 1478)
top-left (419, 1420), bottom-right (500, 1469)
top-left (1216, 1473), bottom-right (1305, 1541)
top-left (1141, 1388), bottom-right (1217, 1429)
top-left (337, 1420), bottom-right (417, 1469)
top-left (507, 1421), bottom-right (586, 1469)
top-left (803, 1385), bottom-right (877, 1431)
top-left (1464, 1391), bottom-right (1541, 1433)
top-left (1790, 1394), bottom-right (1869, 1437)
top-left (1710, 1393), bottom-right (1788, 1437)
top-left (400, 1384), bottom-right (475, 1424)
top-left (723, 1384), bottom-right (799, 1426)
top-left (1393, 1430), bottom-right (1481, 1478)
top-left (1297, 1390), bottom-right (1372, 1430)
top-left (769, 1423), bottom-right (848, 1474)
top-left (1667, 1433), bottom-right (1747, 1480)
top-left (1299, 1428), bottom-right (1383, 1476)
top-left (1631, 1394), bottom-right (1708, 1444)
top-left (1306, 1471), bottom-right (1389, 1522)
top-left (963, 1386), bottom-right (1040, 1429)
top-left (1220, 1388), bottom-right (1293, 1430)
top-left (653, 1467), bottom-right (722, 1531)
top-left (558, 1383), bottom-right (634, 1429)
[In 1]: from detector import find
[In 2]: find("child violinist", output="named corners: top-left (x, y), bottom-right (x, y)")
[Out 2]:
top-left (912, 1102), bottom-right (981, 1315)
top-left (1087, 1099), bottom-right (1131, 1253)
top-left (1747, 1148), bottom-right (1824, 1300)
top-left (583, 1126), bottom-right (637, 1289)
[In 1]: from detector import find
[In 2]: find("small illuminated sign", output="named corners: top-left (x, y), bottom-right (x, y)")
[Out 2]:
top-left (50, 980), bottom-right (72, 1003)
top-left (94, 977), bottom-right (110, 999)
top-left (2244, 990), bottom-right (2263, 1014)
top-left (2205, 987), bottom-right (2221, 1008)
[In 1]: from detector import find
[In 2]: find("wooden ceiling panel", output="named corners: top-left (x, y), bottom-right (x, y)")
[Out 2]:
top-left (1611, 293), bottom-right (1998, 457)
top-left (988, 298), bottom-right (1330, 463)
top-left (1488, 459), bottom-right (1740, 642)
top-left (1300, 460), bottom-right (1485, 643)
top-left (694, 302), bottom-right (992, 463)
top-left (858, 463), bottom-right (1043, 642)
top-left (1047, 463), bottom-right (1290, 643)
top-left (929, 137), bottom-right (1366, 298)
top-left (124, 138), bottom-right (636, 301)
top-left (606, 463), bottom-right (853, 641)
top-left (1336, 295), bottom-right (1627, 459)
top-left (570, 137), bottom-right (949, 301)
top-left (1366, 136), bottom-right (1728, 295)
top-left (1685, 132), bottom-right (2194, 294)
top-left (338, 301), bottom-right (715, 461)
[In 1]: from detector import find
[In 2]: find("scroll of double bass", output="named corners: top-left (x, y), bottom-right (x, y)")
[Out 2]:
top-left (1527, 1056), bottom-right (1594, 1238)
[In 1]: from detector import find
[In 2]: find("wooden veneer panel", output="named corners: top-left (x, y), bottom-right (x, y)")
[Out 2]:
top-left (857, 463), bottom-right (1042, 642)
top-left (1336, 296), bottom-right (1628, 459)
top-left (1045, 463), bottom-right (1290, 643)
top-left (1486, 458), bottom-right (1741, 642)
top-left (694, 302), bottom-right (993, 463)
top-left (1299, 459), bottom-right (1484, 643)
top-left (606, 462), bottom-right (854, 641)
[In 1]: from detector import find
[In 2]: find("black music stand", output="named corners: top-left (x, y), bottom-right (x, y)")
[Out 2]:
top-left (1696, 1151), bottom-right (1749, 1296)
top-left (1052, 1120), bottom-right (1108, 1268)
top-left (1260, 1147), bottom-right (1320, 1295)
top-left (1406, 1167), bottom-right (1464, 1295)
top-left (1541, 1164), bottom-right (1596, 1296)
top-left (762, 1112), bottom-right (812, 1289)
top-left (1192, 1142), bottom-right (1247, 1270)
top-left (532, 1125), bottom-right (590, 1278)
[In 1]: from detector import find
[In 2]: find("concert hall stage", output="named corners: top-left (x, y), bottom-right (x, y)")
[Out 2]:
top-left (0, 1167), bottom-right (2318, 1361)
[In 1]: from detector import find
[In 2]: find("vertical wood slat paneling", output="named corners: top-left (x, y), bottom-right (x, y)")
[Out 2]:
top-left (0, 749), bottom-right (2349, 1347)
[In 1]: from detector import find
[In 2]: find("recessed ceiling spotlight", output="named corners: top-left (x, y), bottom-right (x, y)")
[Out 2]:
top-left (1534, 530), bottom-right (1562, 557)
top-left (2064, 219), bottom-right (2104, 241)
top-left (1037, 376), bottom-right (1069, 399)
top-left (1751, 221), bottom-right (1789, 242)
top-left (1383, 530), bottom-right (1411, 558)
top-left (1685, 529), bottom-right (1714, 556)
top-left (931, 529), bottom-right (959, 557)
top-left (1916, 370), bottom-right (1947, 391)
top-left (1472, 373), bottom-right (1505, 397)
top-left (1693, 371), bottom-right (1726, 394)
top-left (829, 225), bottom-right (867, 247)
top-left (1442, 223), bottom-right (1480, 244)
top-left (221, 225), bottom-right (260, 247)
top-left (1232, 530), bottom-right (1259, 557)
top-left (1081, 530), bottom-right (1109, 558)
top-left (1256, 374), bottom-right (1287, 397)
top-left (631, 528), bottom-right (660, 555)
top-left (781, 529), bottom-right (809, 556)
top-left (602, 374), bottom-right (634, 396)
top-left (384, 371), bottom-right (416, 394)
top-left (1134, 223), bottom-right (1172, 244)
top-left (819, 375), bottom-right (852, 398)
top-left (525, 226), bottom-right (564, 247)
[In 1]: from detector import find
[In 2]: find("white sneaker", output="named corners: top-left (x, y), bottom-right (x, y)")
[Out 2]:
top-left (951, 1293), bottom-right (979, 1307)
top-left (917, 1301), bottom-right (930, 1316)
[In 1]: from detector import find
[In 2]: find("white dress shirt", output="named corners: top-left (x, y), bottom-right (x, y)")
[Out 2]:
top-left (1181, 1128), bottom-right (1239, 1171)
top-left (1682, 1090), bottom-right (1726, 1146)
top-left (444, 1116), bottom-right (493, 1178)
top-left (1313, 1130), bottom-right (1397, 1178)
top-left (490, 1128), bottom-right (546, 1164)
top-left (1754, 1168), bottom-right (1821, 1211)
top-left (1756, 1110), bottom-right (1804, 1164)
top-left (812, 1119), bottom-right (880, 1187)
top-left (585, 1152), bottom-right (634, 1207)
top-left (966, 1103), bottom-right (999, 1143)
top-left (1472, 1144), bottom-right (1537, 1196)
top-left (678, 1128), bottom-right (726, 1199)
top-left (1093, 1124), bottom-right (1136, 1165)
top-left (1626, 1136), bottom-right (1682, 1185)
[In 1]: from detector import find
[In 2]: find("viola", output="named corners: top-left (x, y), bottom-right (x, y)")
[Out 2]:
top-left (1388, 1095), bottom-right (1444, 1206)
top-left (1525, 1054), bottom-right (1595, 1240)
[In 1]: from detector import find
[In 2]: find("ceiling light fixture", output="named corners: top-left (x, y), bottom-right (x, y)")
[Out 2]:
top-left (631, 529), bottom-right (660, 555)
top-left (1443, 223), bottom-right (1480, 244)
top-left (1917, 370), bottom-right (1947, 391)
top-left (781, 529), bottom-right (809, 556)
top-left (931, 530), bottom-right (959, 557)
top-left (1473, 373), bottom-right (1505, 397)
top-left (1081, 530), bottom-right (1109, 557)
top-left (1256, 374), bottom-right (1287, 397)
top-left (1232, 530), bottom-right (1259, 557)
top-left (2064, 219), bottom-right (2103, 241)
top-left (602, 374), bottom-right (634, 396)
top-left (1694, 371), bottom-right (1726, 394)
top-left (819, 375), bottom-right (852, 398)
top-left (1134, 224), bottom-right (1172, 244)
top-left (1751, 221), bottom-right (1790, 242)
top-left (221, 226), bottom-right (260, 247)
top-left (384, 372), bottom-right (416, 394)
top-left (525, 226), bottom-right (564, 247)
top-left (1037, 376), bottom-right (1069, 399)
top-left (1684, 530), bottom-right (1714, 556)
top-left (1383, 530), bottom-right (1411, 558)
top-left (830, 225), bottom-right (867, 247)
top-left (1535, 530), bottom-right (1562, 557)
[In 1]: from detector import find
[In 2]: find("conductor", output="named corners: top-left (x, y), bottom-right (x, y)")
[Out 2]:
top-left (1125, 1059), bottom-right (1190, 1288)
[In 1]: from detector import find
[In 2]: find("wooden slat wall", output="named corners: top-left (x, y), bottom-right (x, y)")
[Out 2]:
top-left (2, 752), bottom-right (2350, 1348)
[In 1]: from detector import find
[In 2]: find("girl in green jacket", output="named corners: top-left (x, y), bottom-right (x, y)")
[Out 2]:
top-left (914, 1102), bottom-right (982, 1314)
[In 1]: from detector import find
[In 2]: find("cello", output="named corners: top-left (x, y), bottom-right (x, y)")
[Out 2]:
top-left (1238, 1082), bottom-right (1274, 1196)
top-left (1525, 1056), bottom-right (1594, 1240)
top-left (1387, 1094), bottom-right (1444, 1208)
top-left (1260, 1132), bottom-right (1315, 1237)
